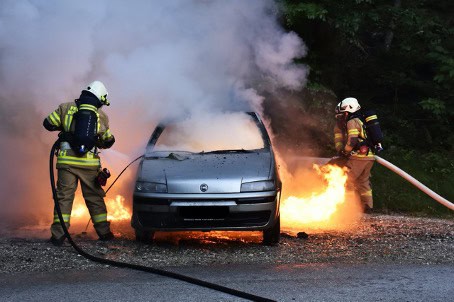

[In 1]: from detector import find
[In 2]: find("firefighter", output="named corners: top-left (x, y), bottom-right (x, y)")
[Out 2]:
top-left (334, 97), bottom-right (375, 212)
top-left (43, 81), bottom-right (116, 246)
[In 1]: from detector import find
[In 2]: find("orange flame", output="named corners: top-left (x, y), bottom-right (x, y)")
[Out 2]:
top-left (71, 194), bottom-right (131, 222)
top-left (280, 164), bottom-right (350, 231)
top-left (106, 195), bottom-right (131, 221)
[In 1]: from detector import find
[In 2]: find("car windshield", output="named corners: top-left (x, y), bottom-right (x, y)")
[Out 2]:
top-left (150, 112), bottom-right (266, 154)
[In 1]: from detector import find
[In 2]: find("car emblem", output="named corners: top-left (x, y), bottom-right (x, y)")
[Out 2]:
top-left (200, 183), bottom-right (208, 192)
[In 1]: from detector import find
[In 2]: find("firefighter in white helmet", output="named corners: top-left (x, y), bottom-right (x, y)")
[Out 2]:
top-left (43, 80), bottom-right (115, 246)
top-left (334, 97), bottom-right (375, 212)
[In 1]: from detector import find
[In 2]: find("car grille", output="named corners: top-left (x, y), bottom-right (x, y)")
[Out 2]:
top-left (137, 209), bottom-right (271, 228)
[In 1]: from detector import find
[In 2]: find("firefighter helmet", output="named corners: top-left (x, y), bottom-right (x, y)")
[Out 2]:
top-left (85, 81), bottom-right (109, 106)
top-left (335, 97), bottom-right (360, 114)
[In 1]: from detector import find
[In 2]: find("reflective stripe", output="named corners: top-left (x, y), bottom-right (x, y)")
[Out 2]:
top-left (351, 152), bottom-right (374, 159)
top-left (53, 213), bottom-right (70, 223)
top-left (57, 155), bottom-right (100, 166)
top-left (49, 111), bottom-right (61, 126)
top-left (52, 112), bottom-right (61, 123)
top-left (359, 122), bottom-right (367, 138)
top-left (365, 115), bottom-right (377, 122)
top-left (361, 190), bottom-right (373, 196)
top-left (64, 114), bottom-right (70, 131)
top-left (92, 213), bottom-right (108, 223)
top-left (79, 104), bottom-right (98, 112)
top-left (64, 106), bottom-right (78, 132)
top-left (48, 114), bottom-right (57, 126)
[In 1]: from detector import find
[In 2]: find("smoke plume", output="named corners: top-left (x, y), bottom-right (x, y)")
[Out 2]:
top-left (0, 0), bottom-right (307, 228)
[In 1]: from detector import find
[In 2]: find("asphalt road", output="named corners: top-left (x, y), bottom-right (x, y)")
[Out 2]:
top-left (1, 263), bottom-right (453, 302)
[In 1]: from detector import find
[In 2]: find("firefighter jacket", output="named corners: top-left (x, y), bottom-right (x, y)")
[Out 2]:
top-left (334, 116), bottom-right (374, 161)
top-left (45, 101), bottom-right (115, 169)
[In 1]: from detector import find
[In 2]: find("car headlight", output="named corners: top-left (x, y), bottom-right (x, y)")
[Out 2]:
top-left (240, 180), bottom-right (275, 192)
top-left (135, 181), bottom-right (167, 193)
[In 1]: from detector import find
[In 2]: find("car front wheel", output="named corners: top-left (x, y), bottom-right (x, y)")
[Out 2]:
top-left (262, 215), bottom-right (280, 246)
top-left (135, 229), bottom-right (155, 244)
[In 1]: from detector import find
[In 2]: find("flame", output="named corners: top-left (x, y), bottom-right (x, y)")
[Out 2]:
top-left (70, 194), bottom-right (131, 222)
top-left (71, 202), bottom-right (88, 219)
top-left (280, 164), bottom-right (350, 231)
top-left (106, 195), bottom-right (131, 221)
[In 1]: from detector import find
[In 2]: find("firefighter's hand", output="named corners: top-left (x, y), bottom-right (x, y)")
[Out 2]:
top-left (96, 135), bottom-right (115, 149)
top-left (96, 168), bottom-right (111, 186)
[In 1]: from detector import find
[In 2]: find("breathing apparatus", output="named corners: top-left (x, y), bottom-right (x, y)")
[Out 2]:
top-left (362, 110), bottom-right (383, 153)
top-left (70, 95), bottom-right (102, 155)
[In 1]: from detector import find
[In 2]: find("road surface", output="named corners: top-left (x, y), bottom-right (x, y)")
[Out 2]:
top-left (1, 263), bottom-right (453, 301)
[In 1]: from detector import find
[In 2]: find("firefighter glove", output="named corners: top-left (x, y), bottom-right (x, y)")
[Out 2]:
top-left (96, 168), bottom-right (111, 186)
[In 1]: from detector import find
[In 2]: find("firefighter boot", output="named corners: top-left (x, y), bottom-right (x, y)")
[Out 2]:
top-left (50, 236), bottom-right (66, 246)
top-left (98, 231), bottom-right (115, 241)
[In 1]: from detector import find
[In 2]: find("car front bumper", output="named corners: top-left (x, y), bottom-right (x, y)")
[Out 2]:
top-left (132, 191), bottom-right (280, 231)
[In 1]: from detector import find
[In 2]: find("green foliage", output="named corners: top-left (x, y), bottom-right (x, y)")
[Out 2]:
top-left (373, 149), bottom-right (453, 216)
top-left (279, 0), bottom-right (454, 149)
top-left (283, 3), bottom-right (327, 24)
top-left (418, 98), bottom-right (446, 117)
top-left (277, 0), bottom-right (454, 216)
top-left (429, 45), bottom-right (454, 90)
top-left (279, 0), bottom-right (454, 104)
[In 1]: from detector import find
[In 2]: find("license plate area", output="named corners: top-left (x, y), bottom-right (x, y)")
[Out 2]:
top-left (178, 206), bottom-right (229, 221)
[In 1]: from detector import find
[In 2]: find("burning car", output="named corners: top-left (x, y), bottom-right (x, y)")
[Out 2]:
top-left (131, 112), bottom-right (281, 245)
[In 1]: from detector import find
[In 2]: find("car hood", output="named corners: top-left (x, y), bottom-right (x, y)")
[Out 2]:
top-left (138, 151), bottom-right (272, 193)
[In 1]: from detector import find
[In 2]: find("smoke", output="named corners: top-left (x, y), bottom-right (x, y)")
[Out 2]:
top-left (0, 1), bottom-right (307, 227)
top-left (154, 112), bottom-right (265, 153)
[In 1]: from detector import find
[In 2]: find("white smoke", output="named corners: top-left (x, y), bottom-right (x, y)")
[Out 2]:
top-left (0, 0), bottom-right (307, 225)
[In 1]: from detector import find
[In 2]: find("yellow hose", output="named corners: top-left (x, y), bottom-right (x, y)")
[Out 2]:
top-left (374, 155), bottom-right (454, 211)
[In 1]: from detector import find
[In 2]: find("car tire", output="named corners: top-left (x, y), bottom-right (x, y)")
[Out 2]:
top-left (262, 215), bottom-right (280, 246)
top-left (135, 229), bottom-right (154, 244)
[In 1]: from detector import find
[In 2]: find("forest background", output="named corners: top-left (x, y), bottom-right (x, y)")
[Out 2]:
top-left (270, 0), bottom-right (453, 215)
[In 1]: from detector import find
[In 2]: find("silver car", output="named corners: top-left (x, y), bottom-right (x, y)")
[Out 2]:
top-left (131, 112), bottom-right (281, 245)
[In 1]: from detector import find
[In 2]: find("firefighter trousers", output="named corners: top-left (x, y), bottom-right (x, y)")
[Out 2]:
top-left (51, 166), bottom-right (111, 240)
top-left (345, 159), bottom-right (374, 209)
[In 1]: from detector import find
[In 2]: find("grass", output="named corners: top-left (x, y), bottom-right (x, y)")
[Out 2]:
top-left (372, 149), bottom-right (454, 217)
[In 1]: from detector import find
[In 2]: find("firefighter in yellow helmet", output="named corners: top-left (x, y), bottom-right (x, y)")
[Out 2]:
top-left (43, 81), bottom-right (115, 246)
top-left (334, 97), bottom-right (375, 212)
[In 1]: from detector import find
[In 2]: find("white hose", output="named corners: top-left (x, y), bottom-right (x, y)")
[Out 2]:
top-left (374, 155), bottom-right (454, 211)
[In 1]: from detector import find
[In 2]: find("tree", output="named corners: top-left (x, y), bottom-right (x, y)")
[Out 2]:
top-left (279, 0), bottom-right (454, 151)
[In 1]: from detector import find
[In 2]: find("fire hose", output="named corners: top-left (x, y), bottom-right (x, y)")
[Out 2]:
top-left (374, 155), bottom-right (454, 211)
top-left (324, 154), bottom-right (452, 211)
top-left (49, 140), bottom-right (275, 302)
